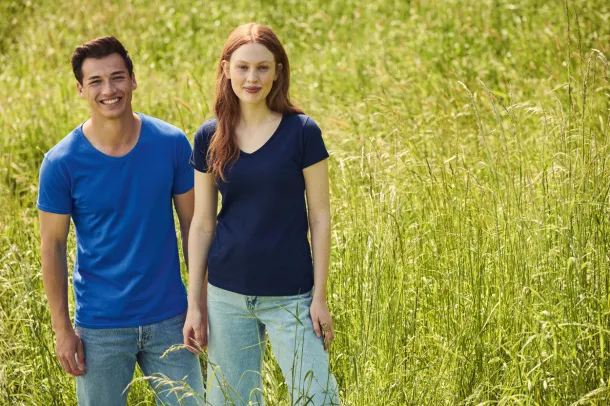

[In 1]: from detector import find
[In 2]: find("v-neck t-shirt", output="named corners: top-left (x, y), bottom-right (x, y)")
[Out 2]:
top-left (189, 113), bottom-right (328, 296)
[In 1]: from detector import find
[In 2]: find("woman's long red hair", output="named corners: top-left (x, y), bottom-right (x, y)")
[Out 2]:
top-left (208, 23), bottom-right (304, 181)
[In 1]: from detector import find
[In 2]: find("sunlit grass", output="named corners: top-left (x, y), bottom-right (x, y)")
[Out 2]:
top-left (1, 0), bottom-right (610, 404)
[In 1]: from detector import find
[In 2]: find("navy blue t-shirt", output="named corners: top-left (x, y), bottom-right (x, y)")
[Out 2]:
top-left (190, 114), bottom-right (328, 296)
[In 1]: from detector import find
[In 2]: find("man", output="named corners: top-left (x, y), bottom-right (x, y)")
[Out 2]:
top-left (37, 36), bottom-right (204, 405)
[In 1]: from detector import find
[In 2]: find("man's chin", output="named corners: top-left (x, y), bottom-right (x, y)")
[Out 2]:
top-left (94, 108), bottom-right (127, 120)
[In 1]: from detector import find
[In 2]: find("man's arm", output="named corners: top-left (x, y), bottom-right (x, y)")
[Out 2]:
top-left (173, 188), bottom-right (194, 269)
top-left (39, 210), bottom-right (85, 376)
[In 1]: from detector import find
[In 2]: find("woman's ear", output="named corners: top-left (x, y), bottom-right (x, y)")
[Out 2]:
top-left (221, 60), bottom-right (230, 80)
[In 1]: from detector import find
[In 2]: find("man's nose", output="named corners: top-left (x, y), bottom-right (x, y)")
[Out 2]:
top-left (101, 79), bottom-right (116, 94)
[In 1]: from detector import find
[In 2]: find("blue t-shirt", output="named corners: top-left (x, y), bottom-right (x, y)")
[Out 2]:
top-left (37, 113), bottom-right (194, 328)
top-left (190, 113), bottom-right (328, 296)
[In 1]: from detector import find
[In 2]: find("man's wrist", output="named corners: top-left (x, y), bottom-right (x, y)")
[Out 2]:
top-left (52, 320), bottom-right (74, 335)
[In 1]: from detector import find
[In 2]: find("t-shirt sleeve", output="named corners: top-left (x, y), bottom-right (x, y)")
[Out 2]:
top-left (172, 132), bottom-right (195, 195)
top-left (302, 116), bottom-right (329, 169)
top-left (190, 123), bottom-right (213, 173)
top-left (37, 154), bottom-right (73, 214)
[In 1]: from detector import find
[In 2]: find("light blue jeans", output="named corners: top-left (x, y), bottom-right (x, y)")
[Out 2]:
top-left (206, 283), bottom-right (340, 406)
top-left (75, 312), bottom-right (205, 405)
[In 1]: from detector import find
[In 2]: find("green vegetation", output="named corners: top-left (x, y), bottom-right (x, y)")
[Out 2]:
top-left (1, 0), bottom-right (610, 404)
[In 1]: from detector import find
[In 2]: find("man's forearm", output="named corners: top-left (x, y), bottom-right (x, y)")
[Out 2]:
top-left (180, 224), bottom-right (190, 270)
top-left (41, 242), bottom-right (72, 333)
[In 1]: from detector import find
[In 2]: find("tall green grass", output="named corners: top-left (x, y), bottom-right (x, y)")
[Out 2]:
top-left (1, 0), bottom-right (609, 404)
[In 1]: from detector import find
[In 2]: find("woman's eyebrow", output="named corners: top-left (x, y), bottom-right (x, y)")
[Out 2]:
top-left (234, 60), bottom-right (272, 64)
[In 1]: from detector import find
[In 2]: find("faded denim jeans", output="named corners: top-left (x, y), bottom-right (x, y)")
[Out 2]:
top-left (206, 283), bottom-right (340, 406)
top-left (75, 312), bottom-right (204, 405)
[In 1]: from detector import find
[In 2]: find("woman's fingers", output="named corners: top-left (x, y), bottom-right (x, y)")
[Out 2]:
top-left (199, 326), bottom-right (208, 350)
top-left (194, 325), bottom-right (202, 348)
top-left (311, 307), bottom-right (322, 337)
top-left (311, 301), bottom-right (335, 349)
top-left (183, 325), bottom-right (200, 354)
top-left (320, 320), bottom-right (334, 350)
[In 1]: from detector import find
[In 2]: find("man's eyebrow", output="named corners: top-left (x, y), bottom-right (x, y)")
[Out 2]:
top-left (86, 71), bottom-right (127, 81)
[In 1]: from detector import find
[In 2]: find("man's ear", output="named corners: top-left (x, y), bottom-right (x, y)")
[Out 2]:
top-left (274, 63), bottom-right (283, 81)
top-left (221, 60), bottom-right (230, 80)
top-left (76, 82), bottom-right (84, 98)
top-left (132, 73), bottom-right (137, 90)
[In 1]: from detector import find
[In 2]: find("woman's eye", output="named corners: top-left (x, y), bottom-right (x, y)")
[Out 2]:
top-left (258, 66), bottom-right (269, 71)
top-left (239, 65), bottom-right (248, 70)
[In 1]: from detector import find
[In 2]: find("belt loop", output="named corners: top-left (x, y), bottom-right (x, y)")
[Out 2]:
top-left (246, 296), bottom-right (258, 311)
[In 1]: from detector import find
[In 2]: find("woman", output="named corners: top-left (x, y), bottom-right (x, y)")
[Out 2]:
top-left (183, 23), bottom-right (340, 405)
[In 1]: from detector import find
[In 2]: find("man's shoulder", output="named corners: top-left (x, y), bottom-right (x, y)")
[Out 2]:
top-left (140, 114), bottom-right (185, 140)
top-left (44, 127), bottom-right (82, 163)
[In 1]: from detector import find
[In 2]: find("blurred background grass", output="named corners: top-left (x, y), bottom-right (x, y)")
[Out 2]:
top-left (1, 0), bottom-right (610, 404)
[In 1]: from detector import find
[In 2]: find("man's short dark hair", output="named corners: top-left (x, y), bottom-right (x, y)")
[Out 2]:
top-left (71, 36), bottom-right (133, 84)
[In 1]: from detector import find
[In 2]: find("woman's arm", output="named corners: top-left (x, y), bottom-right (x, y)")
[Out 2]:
top-left (183, 170), bottom-right (218, 353)
top-left (303, 158), bottom-right (335, 350)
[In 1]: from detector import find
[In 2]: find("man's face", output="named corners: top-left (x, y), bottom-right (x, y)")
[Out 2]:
top-left (77, 53), bottom-right (136, 120)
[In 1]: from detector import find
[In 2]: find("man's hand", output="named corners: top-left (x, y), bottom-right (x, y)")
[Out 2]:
top-left (310, 298), bottom-right (335, 351)
top-left (183, 308), bottom-right (208, 354)
top-left (55, 328), bottom-right (85, 376)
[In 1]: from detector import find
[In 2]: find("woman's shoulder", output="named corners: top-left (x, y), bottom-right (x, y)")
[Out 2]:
top-left (194, 118), bottom-right (218, 143)
top-left (285, 113), bottom-right (320, 133)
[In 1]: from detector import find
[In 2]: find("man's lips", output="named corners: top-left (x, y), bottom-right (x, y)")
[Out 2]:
top-left (99, 97), bottom-right (122, 105)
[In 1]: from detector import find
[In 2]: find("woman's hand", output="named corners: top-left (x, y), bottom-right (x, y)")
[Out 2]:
top-left (183, 308), bottom-right (207, 354)
top-left (310, 298), bottom-right (335, 350)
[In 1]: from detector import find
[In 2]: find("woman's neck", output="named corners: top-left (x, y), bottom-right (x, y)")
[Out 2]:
top-left (238, 102), bottom-right (276, 129)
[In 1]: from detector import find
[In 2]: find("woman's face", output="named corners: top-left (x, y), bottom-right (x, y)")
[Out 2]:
top-left (223, 43), bottom-right (281, 106)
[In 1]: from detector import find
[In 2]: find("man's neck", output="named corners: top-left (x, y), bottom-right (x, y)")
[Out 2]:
top-left (82, 111), bottom-right (141, 157)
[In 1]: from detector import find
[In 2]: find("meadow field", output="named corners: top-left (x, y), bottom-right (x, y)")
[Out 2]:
top-left (1, 0), bottom-right (610, 404)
